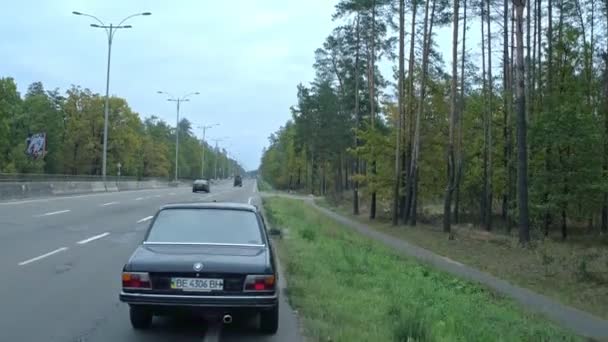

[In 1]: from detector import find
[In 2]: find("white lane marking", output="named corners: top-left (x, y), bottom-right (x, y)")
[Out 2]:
top-left (169, 192), bottom-right (176, 196)
top-left (38, 209), bottom-right (71, 217)
top-left (137, 216), bottom-right (154, 223)
top-left (248, 197), bottom-right (253, 205)
top-left (18, 247), bottom-right (68, 266)
top-left (77, 232), bottom-right (110, 245)
top-left (203, 322), bottom-right (222, 342)
top-left (135, 197), bottom-right (144, 201)
top-left (154, 195), bottom-right (162, 198)
top-left (101, 201), bottom-right (118, 206)
top-left (253, 180), bottom-right (258, 193)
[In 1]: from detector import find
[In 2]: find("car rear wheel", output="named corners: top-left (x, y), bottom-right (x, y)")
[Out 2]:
top-left (259, 305), bottom-right (279, 334)
top-left (130, 306), bottom-right (152, 330)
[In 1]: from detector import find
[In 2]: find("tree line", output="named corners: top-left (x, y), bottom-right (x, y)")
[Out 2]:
top-left (0, 78), bottom-right (242, 179)
top-left (259, 0), bottom-right (608, 242)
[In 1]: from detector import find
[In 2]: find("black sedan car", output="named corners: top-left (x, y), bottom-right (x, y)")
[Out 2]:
top-left (233, 175), bottom-right (242, 187)
top-left (192, 179), bottom-right (210, 193)
top-left (119, 202), bottom-right (279, 334)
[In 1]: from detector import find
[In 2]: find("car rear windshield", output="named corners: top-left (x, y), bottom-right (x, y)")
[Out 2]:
top-left (146, 209), bottom-right (263, 245)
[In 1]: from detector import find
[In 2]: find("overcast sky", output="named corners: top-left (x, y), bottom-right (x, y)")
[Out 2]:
top-left (2, 0), bottom-right (468, 171)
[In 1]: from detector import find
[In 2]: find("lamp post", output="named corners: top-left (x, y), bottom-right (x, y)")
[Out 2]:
top-left (197, 124), bottom-right (219, 179)
top-left (72, 11), bottom-right (151, 182)
top-left (211, 138), bottom-right (227, 180)
top-left (157, 91), bottom-right (199, 182)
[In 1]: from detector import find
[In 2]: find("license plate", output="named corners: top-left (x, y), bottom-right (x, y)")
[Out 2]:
top-left (171, 278), bottom-right (224, 291)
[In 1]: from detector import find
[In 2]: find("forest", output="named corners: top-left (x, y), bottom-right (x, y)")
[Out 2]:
top-left (0, 78), bottom-right (242, 180)
top-left (259, 0), bottom-right (608, 242)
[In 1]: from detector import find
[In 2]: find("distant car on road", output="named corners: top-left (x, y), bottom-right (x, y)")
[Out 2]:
top-left (192, 179), bottom-right (210, 193)
top-left (119, 202), bottom-right (279, 334)
top-left (233, 175), bottom-right (242, 187)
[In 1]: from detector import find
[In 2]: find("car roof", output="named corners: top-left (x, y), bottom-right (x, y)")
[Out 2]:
top-left (160, 202), bottom-right (257, 212)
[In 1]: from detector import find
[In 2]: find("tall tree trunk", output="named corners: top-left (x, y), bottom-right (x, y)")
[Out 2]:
top-left (536, 0), bottom-right (542, 112)
top-left (344, 158), bottom-right (349, 190)
top-left (297, 166), bottom-right (302, 188)
top-left (604, 52), bottom-right (608, 234)
top-left (542, 0), bottom-right (553, 235)
top-left (561, 146), bottom-right (569, 240)
top-left (481, 0), bottom-right (488, 226)
top-left (369, 0), bottom-right (377, 220)
top-left (503, 0), bottom-right (513, 232)
top-left (407, 0), bottom-right (435, 226)
top-left (393, 0), bottom-right (405, 226)
top-left (412, 168), bottom-right (419, 225)
top-left (455, 0), bottom-right (468, 224)
top-left (403, 0), bottom-right (418, 223)
top-left (574, 0), bottom-right (590, 102)
top-left (485, 0), bottom-right (494, 231)
top-left (353, 15), bottom-right (361, 215)
top-left (338, 154), bottom-right (344, 195)
top-left (531, 0), bottom-right (537, 115)
top-left (512, 0), bottom-right (520, 234)
top-left (602, 0), bottom-right (608, 234)
top-left (514, 0), bottom-right (530, 244)
top-left (444, 0), bottom-right (460, 235)
top-left (512, 3), bottom-right (516, 105)
top-left (590, 0), bottom-right (595, 108)
top-left (526, 0), bottom-right (532, 122)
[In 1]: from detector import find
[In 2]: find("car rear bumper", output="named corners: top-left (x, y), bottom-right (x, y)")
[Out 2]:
top-left (120, 291), bottom-right (278, 309)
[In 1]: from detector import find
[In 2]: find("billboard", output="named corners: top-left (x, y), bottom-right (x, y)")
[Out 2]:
top-left (25, 133), bottom-right (47, 160)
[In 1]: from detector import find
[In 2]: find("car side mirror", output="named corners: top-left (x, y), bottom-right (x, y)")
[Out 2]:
top-left (269, 228), bottom-right (282, 238)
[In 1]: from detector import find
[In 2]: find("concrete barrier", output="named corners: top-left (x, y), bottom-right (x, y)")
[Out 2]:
top-left (91, 181), bottom-right (106, 193)
top-left (105, 182), bottom-right (118, 192)
top-left (0, 183), bottom-right (27, 199)
top-left (26, 182), bottom-right (53, 197)
top-left (50, 181), bottom-right (93, 196)
top-left (0, 179), bottom-right (175, 201)
top-left (117, 181), bottom-right (138, 191)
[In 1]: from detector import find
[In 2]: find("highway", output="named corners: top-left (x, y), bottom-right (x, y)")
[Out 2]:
top-left (0, 180), bottom-right (301, 342)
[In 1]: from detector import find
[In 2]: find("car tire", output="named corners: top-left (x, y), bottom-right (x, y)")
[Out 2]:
top-left (130, 306), bottom-right (152, 330)
top-left (259, 305), bottom-right (279, 334)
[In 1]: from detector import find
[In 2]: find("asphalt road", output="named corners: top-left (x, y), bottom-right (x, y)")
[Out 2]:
top-left (0, 179), bottom-right (301, 342)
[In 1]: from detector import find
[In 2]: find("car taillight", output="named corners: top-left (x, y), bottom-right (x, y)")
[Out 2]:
top-left (244, 274), bottom-right (276, 292)
top-left (122, 272), bottom-right (152, 290)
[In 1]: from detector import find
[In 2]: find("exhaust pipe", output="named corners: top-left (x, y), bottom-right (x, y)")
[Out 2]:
top-left (222, 314), bottom-right (233, 324)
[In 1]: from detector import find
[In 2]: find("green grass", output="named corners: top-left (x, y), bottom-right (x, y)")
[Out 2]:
top-left (256, 178), bottom-right (273, 192)
top-left (264, 197), bottom-right (581, 342)
top-left (315, 197), bottom-right (608, 321)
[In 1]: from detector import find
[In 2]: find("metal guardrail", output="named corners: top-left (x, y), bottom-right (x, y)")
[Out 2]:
top-left (0, 173), bottom-right (169, 183)
top-left (0, 173), bottom-right (237, 183)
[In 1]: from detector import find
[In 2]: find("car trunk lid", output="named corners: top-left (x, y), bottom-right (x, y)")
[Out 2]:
top-left (126, 244), bottom-right (271, 295)
top-left (128, 243), bottom-right (269, 273)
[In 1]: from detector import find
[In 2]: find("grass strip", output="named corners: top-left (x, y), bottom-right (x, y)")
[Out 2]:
top-left (264, 197), bottom-right (580, 342)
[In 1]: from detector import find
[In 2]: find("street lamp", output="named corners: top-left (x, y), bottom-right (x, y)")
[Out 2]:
top-left (157, 91), bottom-right (200, 182)
top-left (211, 137), bottom-right (228, 180)
top-left (73, 10), bottom-right (151, 182)
top-left (197, 124), bottom-right (219, 179)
